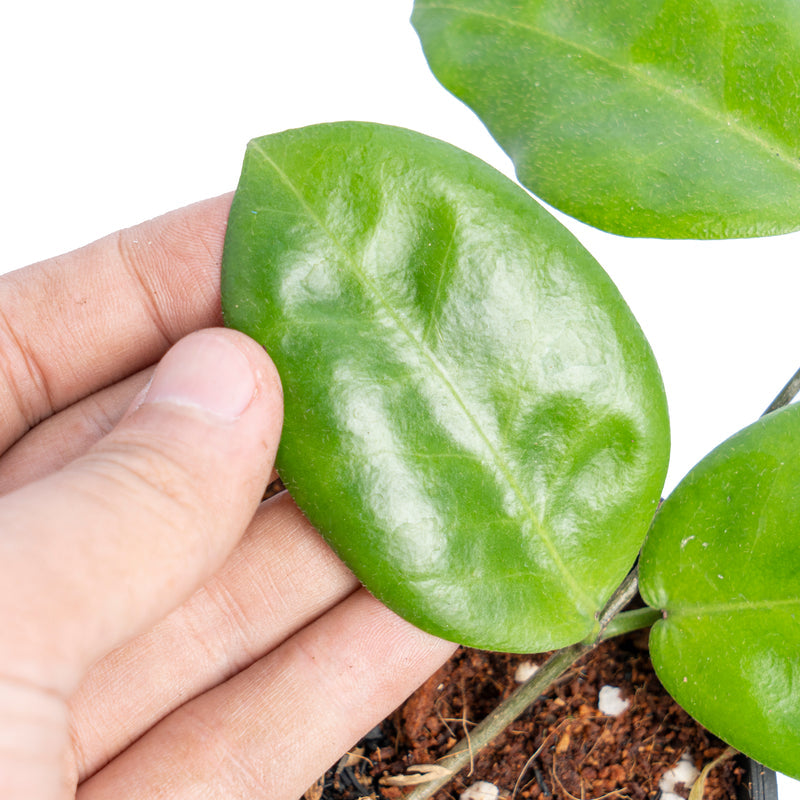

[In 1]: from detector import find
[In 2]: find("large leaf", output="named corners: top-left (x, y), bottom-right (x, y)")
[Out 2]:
top-left (412, 0), bottom-right (800, 238)
top-left (640, 404), bottom-right (800, 778)
top-left (222, 122), bottom-right (669, 652)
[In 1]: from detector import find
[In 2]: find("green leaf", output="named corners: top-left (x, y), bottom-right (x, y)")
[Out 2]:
top-left (640, 404), bottom-right (800, 778)
top-left (222, 122), bottom-right (669, 652)
top-left (412, 0), bottom-right (800, 238)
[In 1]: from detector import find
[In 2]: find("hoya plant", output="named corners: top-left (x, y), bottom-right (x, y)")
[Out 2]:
top-left (220, 0), bottom-right (800, 788)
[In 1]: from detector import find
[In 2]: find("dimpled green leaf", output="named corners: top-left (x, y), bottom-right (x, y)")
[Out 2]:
top-left (412, 0), bottom-right (800, 238)
top-left (640, 404), bottom-right (800, 778)
top-left (222, 122), bottom-right (669, 652)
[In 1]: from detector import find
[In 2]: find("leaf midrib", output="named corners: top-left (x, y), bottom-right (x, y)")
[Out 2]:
top-left (665, 596), bottom-right (800, 619)
top-left (418, 3), bottom-right (800, 172)
top-left (251, 139), bottom-right (593, 611)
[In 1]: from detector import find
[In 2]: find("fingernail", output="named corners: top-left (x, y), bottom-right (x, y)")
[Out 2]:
top-left (143, 333), bottom-right (257, 421)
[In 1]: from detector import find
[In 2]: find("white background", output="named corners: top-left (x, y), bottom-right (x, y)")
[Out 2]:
top-left (2, 1), bottom-right (798, 794)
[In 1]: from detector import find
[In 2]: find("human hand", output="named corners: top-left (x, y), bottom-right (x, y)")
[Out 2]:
top-left (0, 196), bottom-right (457, 799)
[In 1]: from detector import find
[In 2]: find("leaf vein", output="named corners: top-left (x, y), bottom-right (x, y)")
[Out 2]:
top-left (249, 138), bottom-right (592, 608)
top-left (418, 3), bottom-right (800, 171)
top-left (668, 596), bottom-right (800, 618)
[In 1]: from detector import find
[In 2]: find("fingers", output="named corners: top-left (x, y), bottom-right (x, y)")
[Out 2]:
top-left (76, 590), bottom-right (458, 800)
top-left (0, 328), bottom-right (282, 697)
top-left (0, 370), bottom-right (150, 496)
top-left (69, 494), bottom-right (359, 781)
top-left (0, 195), bottom-right (231, 453)
top-left (0, 368), bottom-right (280, 498)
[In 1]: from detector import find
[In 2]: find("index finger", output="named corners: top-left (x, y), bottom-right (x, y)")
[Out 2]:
top-left (0, 194), bottom-right (232, 453)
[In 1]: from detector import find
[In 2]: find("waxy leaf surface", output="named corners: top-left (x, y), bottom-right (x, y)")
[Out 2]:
top-left (640, 404), bottom-right (800, 778)
top-left (412, 0), bottom-right (800, 238)
top-left (222, 122), bottom-right (669, 651)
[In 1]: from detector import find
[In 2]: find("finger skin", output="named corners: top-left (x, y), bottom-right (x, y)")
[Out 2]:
top-left (0, 328), bottom-right (283, 697)
top-left (76, 590), bottom-right (458, 800)
top-left (0, 328), bottom-right (283, 800)
top-left (0, 371), bottom-right (150, 496)
top-left (0, 679), bottom-right (72, 800)
top-left (0, 195), bottom-right (231, 454)
top-left (69, 494), bottom-right (359, 782)
top-left (0, 368), bottom-right (281, 499)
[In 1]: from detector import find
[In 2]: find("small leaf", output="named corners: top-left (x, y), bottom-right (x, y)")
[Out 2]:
top-left (222, 122), bottom-right (669, 652)
top-left (688, 747), bottom-right (737, 800)
top-left (412, 0), bottom-right (800, 238)
top-left (640, 403), bottom-right (800, 778)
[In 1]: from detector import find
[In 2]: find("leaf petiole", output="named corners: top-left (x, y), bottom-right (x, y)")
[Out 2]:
top-left (762, 364), bottom-right (800, 416)
top-left (599, 606), bottom-right (662, 641)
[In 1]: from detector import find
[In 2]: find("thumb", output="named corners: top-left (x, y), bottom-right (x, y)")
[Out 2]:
top-left (0, 328), bottom-right (283, 697)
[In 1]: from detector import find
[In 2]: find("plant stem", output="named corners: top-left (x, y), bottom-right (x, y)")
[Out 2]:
top-left (403, 642), bottom-right (591, 800)
top-left (404, 570), bottom-right (643, 800)
top-left (762, 364), bottom-right (800, 415)
top-left (593, 565), bottom-right (642, 639)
